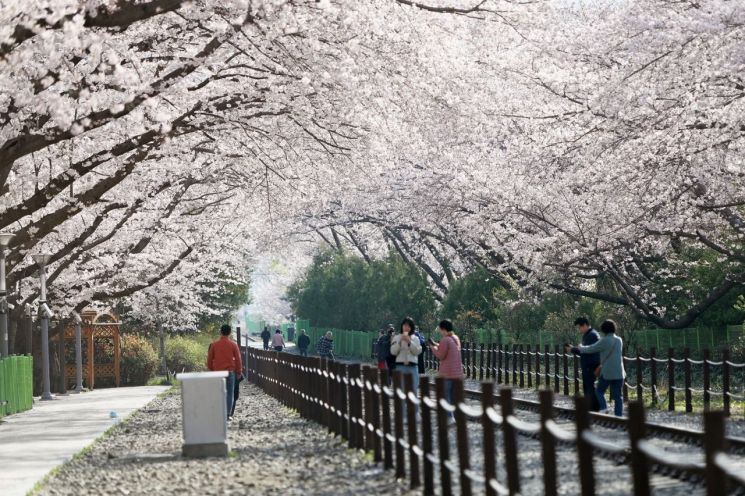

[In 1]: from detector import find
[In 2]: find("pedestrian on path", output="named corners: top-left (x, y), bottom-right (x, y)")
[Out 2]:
top-left (570, 319), bottom-right (626, 416)
top-left (376, 328), bottom-right (392, 370)
top-left (272, 329), bottom-right (285, 352)
top-left (429, 319), bottom-right (463, 419)
top-left (384, 324), bottom-right (397, 372)
top-left (207, 324), bottom-right (243, 420)
top-left (565, 316), bottom-right (601, 411)
top-left (390, 317), bottom-right (422, 401)
top-left (261, 326), bottom-right (271, 351)
top-left (297, 329), bottom-right (310, 356)
top-left (317, 331), bottom-right (334, 360)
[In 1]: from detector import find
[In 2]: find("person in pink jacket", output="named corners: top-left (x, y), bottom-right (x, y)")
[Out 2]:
top-left (271, 329), bottom-right (285, 352)
top-left (429, 319), bottom-right (463, 418)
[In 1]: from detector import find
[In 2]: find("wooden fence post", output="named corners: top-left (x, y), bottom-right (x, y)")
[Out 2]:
top-left (668, 348), bottom-right (675, 412)
top-left (703, 349), bottom-right (711, 411)
top-left (380, 369), bottom-right (393, 469)
top-left (684, 348), bottom-right (693, 413)
top-left (393, 370), bottom-right (406, 478)
top-left (539, 390), bottom-right (557, 496)
top-left (628, 401), bottom-right (651, 496)
top-left (574, 396), bottom-right (595, 496)
top-left (519, 345), bottom-right (525, 388)
top-left (562, 347), bottom-right (569, 396)
top-left (704, 410), bottom-right (727, 496)
top-left (512, 344), bottom-right (518, 385)
top-left (500, 388), bottom-right (521, 495)
top-left (545, 345), bottom-right (550, 390)
top-left (371, 367), bottom-right (382, 462)
top-left (650, 347), bottom-right (658, 407)
top-left (636, 351), bottom-right (643, 402)
top-left (404, 373), bottom-right (420, 489)
top-left (454, 379), bottom-right (471, 496)
top-left (480, 343), bottom-right (485, 381)
top-left (722, 349), bottom-right (731, 417)
top-left (482, 381), bottom-right (497, 496)
top-left (497, 344), bottom-right (503, 384)
top-left (435, 377), bottom-right (453, 496)
top-left (535, 345), bottom-right (542, 388)
top-left (421, 378), bottom-right (435, 496)
top-left (573, 354), bottom-right (580, 396)
top-left (349, 363), bottom-right (363, 449)
top-left (554, 345), bottom-right (560, 394)
top-left (363, 365), bottom-right (375, 450)
top-left (527, 345), bottom-right (533, 389)
top-left (486, 343), bottom-right (493, 380)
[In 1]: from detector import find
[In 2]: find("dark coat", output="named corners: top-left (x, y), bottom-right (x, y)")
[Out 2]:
top-left (261, 329), bottom-right (271, 342)
top-left (572, 328), bottom-right (600, 372)
top-left (297, 334), bottom-right (311, 350)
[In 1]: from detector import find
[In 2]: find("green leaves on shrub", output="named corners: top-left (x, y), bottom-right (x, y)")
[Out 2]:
top-left (120, 334), bottom-right (159, 386)
top-left (165, 336), bottom-right (207, 373)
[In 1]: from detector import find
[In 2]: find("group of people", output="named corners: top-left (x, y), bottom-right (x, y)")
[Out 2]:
top-left (567, 317), bottom-right (626, 416)
top-left (261, 325), bottom-right (335, 359)
top-left (375, 317), bottom-right (465, 419)
top-left (206, 314), bottom-right (626, 423)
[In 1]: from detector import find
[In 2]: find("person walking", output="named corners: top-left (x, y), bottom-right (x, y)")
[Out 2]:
top-left (570, 319), bottom-right (626, 416)
top-left (260, 326), bottom-right (271, 351)
top-left (297, 329), bottom-right (311, 356)
top-left (429, 319), bottom-right (463, 420)
top-left (376, 328), bottom-right (392, 370)
top-left (271, 329), bottom-right (285, 352)
top-left (390, 317), bottom-right (422, 401)
top-left (207, 324), bottom-right (243, 420)
top-left (566, 317), bottom-right (601, 411)
top-left (317, 331), bottom-right (334, 360)
top-left (384, 324), bottom-right (397, 372)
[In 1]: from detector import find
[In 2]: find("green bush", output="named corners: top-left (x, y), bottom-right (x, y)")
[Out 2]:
top-left (165, 336), bottom-right (207, 373)
top-left (120, 334), bottom-right (159, 386)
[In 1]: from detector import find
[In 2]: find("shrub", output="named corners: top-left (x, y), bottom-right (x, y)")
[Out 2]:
top-left (165, 336), bottom-right (207, 373)
top-left (120, 334), bottom-right (159, 386)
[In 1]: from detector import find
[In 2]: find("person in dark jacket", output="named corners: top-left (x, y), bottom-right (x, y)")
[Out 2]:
top-left (565, 317), bottom-right (601, 411)
top-left (260, 326), bottom-right (271, 351)
top-left (414, 326), bottom-right (427, 374)
top-left (317, 331), bottom-right (334, 360)
top-left (376, 329), bottom-right (392, 369)
top-left (297, 329), bottom-right (311, 356)
top-left (383, 325), bottom-right (397, 372)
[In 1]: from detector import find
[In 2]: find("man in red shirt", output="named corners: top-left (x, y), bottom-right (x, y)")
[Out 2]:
top-left (207, 324), bottom-right (243, 420)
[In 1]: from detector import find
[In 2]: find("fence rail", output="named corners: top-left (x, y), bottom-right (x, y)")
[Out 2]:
top-left (423, 343), bottom-right (745, 417)
top-left (246, 348), bottom-right (745, 496)
top-left (0, 355), bottom-right (33, 418)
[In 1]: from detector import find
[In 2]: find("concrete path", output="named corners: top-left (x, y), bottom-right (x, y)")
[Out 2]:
top-left (0, 386), bottom-right (169, 496)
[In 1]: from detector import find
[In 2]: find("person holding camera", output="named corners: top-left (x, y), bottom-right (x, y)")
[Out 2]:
top-left (564, 317), bottom-right (600, 411)
top-left (390, 317), bottom-right (422, 396)
top-left (429, 319), bottom-right (463, 420)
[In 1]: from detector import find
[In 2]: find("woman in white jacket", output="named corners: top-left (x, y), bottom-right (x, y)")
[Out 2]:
top-left (391, 316), bottom-right (422, 395)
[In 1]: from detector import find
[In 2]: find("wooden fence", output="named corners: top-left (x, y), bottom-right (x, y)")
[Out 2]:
top-left (422, 343), bottom-right (745, 416)
top-left (246, 348), bottom-right (745, 496)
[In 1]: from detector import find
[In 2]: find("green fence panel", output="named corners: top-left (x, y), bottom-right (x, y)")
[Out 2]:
top-left (0, 356), bottom-right (33, 419)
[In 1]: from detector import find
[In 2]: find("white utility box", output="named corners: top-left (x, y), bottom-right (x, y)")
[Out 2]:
top-left (177, 371), bottom-right (229, 457)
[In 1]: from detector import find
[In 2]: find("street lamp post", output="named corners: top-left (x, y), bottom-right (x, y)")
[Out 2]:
top-left (33, 254), bottom-right (54, 401)
top-left (0, 232), bottom-right (13, 358)
top-left (72, 312), bottom-right (83, 393)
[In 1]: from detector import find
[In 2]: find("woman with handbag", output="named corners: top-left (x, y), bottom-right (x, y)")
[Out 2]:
top-left (570, 319), bottom-right (626, 416)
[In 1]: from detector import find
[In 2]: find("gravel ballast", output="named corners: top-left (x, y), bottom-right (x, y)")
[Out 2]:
top-left (35, 382), bottom-right (414, 496)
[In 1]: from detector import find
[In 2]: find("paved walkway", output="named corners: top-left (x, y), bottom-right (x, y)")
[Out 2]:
top-left (0, 386), bottom-right (169, 496)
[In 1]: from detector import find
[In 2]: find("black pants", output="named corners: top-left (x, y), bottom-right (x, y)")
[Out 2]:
top-left (263, 340), bottom-right (269, 350)
top-left (582, 368), bottom-right (600, 411)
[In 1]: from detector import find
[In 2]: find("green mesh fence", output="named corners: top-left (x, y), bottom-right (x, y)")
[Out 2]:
top-left (0, 355), bottom-right (33, 418)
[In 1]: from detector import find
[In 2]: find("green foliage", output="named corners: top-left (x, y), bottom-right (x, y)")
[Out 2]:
top-left (165, 336), bottom-right (207, 373)
top-left (120, 334), bottom-right (159, 386)
top-left (287, 249), bottom-right (437, 331)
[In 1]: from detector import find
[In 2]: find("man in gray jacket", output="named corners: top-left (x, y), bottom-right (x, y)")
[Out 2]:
top-left (570, 320), bottom-right (625, 416)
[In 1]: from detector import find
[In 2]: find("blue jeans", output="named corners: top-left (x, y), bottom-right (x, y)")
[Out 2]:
top-left (225, 372), bottom-right (236, 419)
top-left (397, 364), bottom-right (420, 415)
top-left (596, 376), bottom-right (623, 416)
top-left (444, 379), bottom-right (455, 418)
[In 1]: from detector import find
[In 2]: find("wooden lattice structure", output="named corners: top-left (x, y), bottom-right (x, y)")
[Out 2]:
top-left (63, 310), bottom-right (121, 389)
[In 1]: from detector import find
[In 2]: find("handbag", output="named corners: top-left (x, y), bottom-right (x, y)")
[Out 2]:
top-left (594, 340), bottom-right (618, 378)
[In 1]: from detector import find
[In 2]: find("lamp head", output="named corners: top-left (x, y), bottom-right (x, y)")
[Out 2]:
top-left (32, 254), bottom-right (52, 266)
top-left (0, 232), bottom-right (13, 248)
